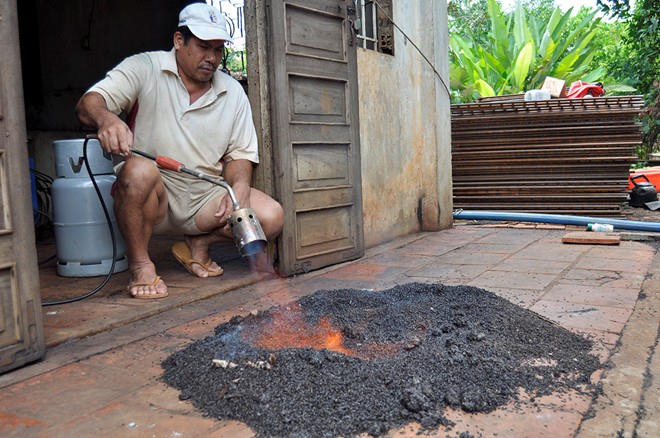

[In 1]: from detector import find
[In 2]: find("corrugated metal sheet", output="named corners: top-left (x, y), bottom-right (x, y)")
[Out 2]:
top-left (451, 96), bottom-right (645, 217)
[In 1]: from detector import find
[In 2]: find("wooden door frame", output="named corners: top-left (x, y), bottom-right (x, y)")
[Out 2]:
top-left (245, 0), bottom-right (275, 198)
top-left (0, 0), bottom-right (45, 373)
top-left (244, 0), bottom-right (280, 264)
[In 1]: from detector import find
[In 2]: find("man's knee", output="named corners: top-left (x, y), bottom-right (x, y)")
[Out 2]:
top-left (119, 156), bottom-right (160, 177)
top-left (259, 198), bottom-right (284, 238)
top-left (115, 158), bottom-right (161, 194)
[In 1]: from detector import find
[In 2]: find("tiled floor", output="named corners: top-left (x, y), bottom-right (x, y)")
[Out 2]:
top-left (37, 234), bottom-right (272, 347)
top-left (0, 224), bottom-right (658, 437)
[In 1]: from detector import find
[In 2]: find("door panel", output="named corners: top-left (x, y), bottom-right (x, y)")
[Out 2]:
top-left (268, 0), bottom-right (364, 275)
top-left (287, 7), bottom-right (345, 60)
top-left (289, 76), bottom-right (347, 123)
top-left (0, 267), bottom-right (20, 346)
top-left (293, 143), bottom-right (350, 187)
top-left (0, 0), bottom-right (45, 374)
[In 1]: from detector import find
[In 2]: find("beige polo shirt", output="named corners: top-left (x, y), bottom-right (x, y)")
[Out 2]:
top-left (87, 48), bottom-right (259, 177)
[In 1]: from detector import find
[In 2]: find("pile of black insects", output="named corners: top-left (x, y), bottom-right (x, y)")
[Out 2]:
top-left (162, 282), bottom-right (600, 437)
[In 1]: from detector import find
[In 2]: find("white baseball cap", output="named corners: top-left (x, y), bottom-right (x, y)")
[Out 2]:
top-left (178, 3), bottom-right (233, 42)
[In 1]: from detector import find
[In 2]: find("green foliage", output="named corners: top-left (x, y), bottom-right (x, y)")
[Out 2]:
top-left (600, 0), bottom-right (660, 158)
top-left (638, 87), bottom-right (660, 160)
top-left (605, 84), bottom-right (636, 93)
top-left (448, 0), bottom-right (658, 160)
top-left (624, 0), bottom-right (660, 93)
top-left (222, 47), bottom-right (247, 78)
top-left (449, 0), bottom-right (604, 102)
top-left (630, 159), bottom-right (648, 170)
top-left (629, 0), bottom-right (660, 157)
top-left (581, 14), bottom-right (627, 87)
top-left (596, 0), bottom-right (632, 18)
top-left (448, 0), bottom-right (490, 47)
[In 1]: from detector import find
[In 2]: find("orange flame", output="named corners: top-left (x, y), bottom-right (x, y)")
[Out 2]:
top-left (243, 304), bottom-right (405, 359)
top-left (247, 304), bottom-right (354, 356)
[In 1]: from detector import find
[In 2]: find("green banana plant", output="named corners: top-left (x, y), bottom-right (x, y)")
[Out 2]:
top-left (449, 0), bottom-right (605, 102)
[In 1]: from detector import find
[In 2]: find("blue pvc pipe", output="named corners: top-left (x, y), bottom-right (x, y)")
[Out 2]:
top-left (453, 210), bottom-right (660, 233)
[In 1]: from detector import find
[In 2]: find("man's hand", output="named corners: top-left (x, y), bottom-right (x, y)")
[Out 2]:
top-left (76, 92), bottom-right (133, 156)
top-left (215, 181), bottom-right (251, 224)
top-left (215, 159), bottom-right (254, 227)
top-left (97, 115), bottom-right (134, 157)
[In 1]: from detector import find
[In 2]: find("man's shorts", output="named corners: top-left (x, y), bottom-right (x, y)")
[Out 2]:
top-left (152, 169), bottom-right (228, 235)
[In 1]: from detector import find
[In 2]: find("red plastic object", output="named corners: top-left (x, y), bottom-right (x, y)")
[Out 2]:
top-left (628, 167), bottom-right (660, 190)
top-left (155, 156), bottom-right (184, 172)
top-left (567, 81), bottom-right (605, 98)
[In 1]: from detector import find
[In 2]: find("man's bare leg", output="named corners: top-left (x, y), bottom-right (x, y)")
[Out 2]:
top-left (183, 188), bottom-right (284, 277)
top-left (114, 157), bottom-right (169, 297)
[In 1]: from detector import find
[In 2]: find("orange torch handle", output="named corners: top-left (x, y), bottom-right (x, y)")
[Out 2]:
top-left (130, 148), bottom-right (183, 172)
top-left (154, 155), bottom-right (184, 172)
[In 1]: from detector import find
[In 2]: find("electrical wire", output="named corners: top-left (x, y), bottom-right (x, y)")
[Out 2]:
top-left (31, 168), bottom-right (53, 229)
top-left (38, 254), bottom-right (57, 266)
top-left (30, 167), bottom-right (56, 252)
top-left (367, 0), bottom-right (452, 98)
top-left (80, 0), bottom-right (95, 50)
top-left (41, 136), bottom-right (118, 306)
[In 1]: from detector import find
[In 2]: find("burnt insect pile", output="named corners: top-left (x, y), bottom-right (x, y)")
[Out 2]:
top-left (163, 283), bottom-right (600, 437)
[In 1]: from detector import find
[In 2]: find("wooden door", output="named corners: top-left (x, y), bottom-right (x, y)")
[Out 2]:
top-left (267, 0), bottom-right (364, 275)
top-left (0, 0), bottom-right (45, 374)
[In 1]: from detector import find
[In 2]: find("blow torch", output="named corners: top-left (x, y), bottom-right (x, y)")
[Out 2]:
top-left (130, 148), bottom-right (267, 256)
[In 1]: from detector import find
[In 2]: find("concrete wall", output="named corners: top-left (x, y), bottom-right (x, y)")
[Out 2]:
top-left (357, 0), bottom-right (452, 248)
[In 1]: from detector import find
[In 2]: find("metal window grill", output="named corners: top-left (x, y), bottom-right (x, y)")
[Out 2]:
top-left (356, 0), bottom-right (378, 50)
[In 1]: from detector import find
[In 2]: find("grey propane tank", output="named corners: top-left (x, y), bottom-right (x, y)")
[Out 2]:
top-left (51, 139), bottom-right (128, 277)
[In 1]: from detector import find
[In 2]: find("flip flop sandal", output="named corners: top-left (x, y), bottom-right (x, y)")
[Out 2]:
top-left (127, 275), bottom-right (169, 299)
top-left (171, 242), bottom-right (224, 277)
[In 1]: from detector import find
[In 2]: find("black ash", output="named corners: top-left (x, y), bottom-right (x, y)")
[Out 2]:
top-left (162, 283), bottom-right (600, 437)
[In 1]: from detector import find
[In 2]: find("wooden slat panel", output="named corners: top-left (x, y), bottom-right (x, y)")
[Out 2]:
top-left (0, 266), bottom-right (20, 345)
top-left (286, 4), bottom-right (345, 61)
top-left (562, 231), bottom-right (621, 245)
top-left (296, 206), bottom-right (356, 258)
top-left (0, 152), bottom-right (9, 231)
top-left (289, 75), bottom-right (347, 123)
top-left (451, 97), bottom-right (644, 217)
top-left (290, 123), bottom-right (351, 143)
top-left (292, 142), bottom-right (350, 188)
top-left (294, 187), bottom-right (354, 211)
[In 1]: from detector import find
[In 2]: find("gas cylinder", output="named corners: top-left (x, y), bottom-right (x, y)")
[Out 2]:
top-left (51, 139), bottom-right (128, 277)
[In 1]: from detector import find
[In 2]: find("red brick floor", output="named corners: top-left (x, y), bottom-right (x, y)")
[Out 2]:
top-left (0, 225), bottom-right (658, 437)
